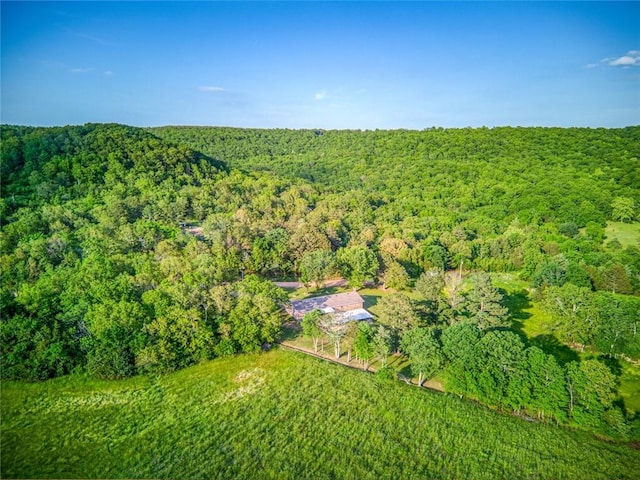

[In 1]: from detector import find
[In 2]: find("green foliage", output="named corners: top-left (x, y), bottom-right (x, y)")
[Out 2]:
top-left (2, 121), bottom-right (639, 415)
top-left (415, 268), bottom-right (445, 302)
top-left (465, 272), bottom-right (509, 329)
top-left (440, 322), bottom-right (482, 363)
top-left (506, 347), bottom-right (568, 423)
top-left (4, 350), bottom-right (639, 479)
top-left (540, 284), bottom-right (595, 348)
top-left (382, 260), bottom-right (410, 290)
top-left (301, 309), bottom-right (323, 353)
top-left (375, 293), bottom-right (420, 352)
top-left (374, 364), bottom-right (397, 381)
top-left (353, 322), bottom-right (374, 370)
top-left (336, 245), bottom-right (379, 288)
top-left (591, 293), bottom-right (640, 358)
top-left (532, 261), bottom-right (566, 288)
top-left (372, 324), bottom-right (392, 367)
top-left (299, 250), bottom-right (336, 288)
top-left (611, 197), bottom-right (636, 223)
top-left (539, 285), bottom-right (640, 358)
top-left (318, 313), bottom-right (349, 359)
top-left (153, 126), bottom-right (638, 231)
top-left (222, 275), bottom-right (287, 353)
top-left (401, 327), bottom-right (444, 385)
top-left (445, 329), bottom-right (526, 406)
top-left (249, 228), bottom-right (291, 275)
top-left (566, 359), bottom-right (617, 429)
top-left (82, 300), bottom-right (147, 378)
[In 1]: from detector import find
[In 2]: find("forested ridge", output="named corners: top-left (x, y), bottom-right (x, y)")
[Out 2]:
top-left (153, 126), bottom-right (639, 227)
top-left (1, 123), bottom-right (639, 440)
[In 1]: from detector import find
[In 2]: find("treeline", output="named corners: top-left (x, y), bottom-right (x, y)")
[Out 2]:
top-left (442, 324), bottom-right (627, 436)
top-left (1, 124), bottom-right (639, 383)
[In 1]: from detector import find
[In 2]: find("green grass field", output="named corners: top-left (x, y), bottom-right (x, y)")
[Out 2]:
top-left (605, 221), bottom-right (640, 249)
top-left (620, 359), bottom-right (640, 415)
top-left (2, 349), bottom-right (639, 480)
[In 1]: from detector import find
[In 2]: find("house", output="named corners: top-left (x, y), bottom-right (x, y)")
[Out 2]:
top-left (289, 291), bottom-right (372, 323)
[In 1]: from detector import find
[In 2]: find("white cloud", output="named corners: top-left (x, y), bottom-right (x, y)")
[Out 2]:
top-left (586, 50), bottom-right (640, 69)
top-left (104, 70), bottom-right (113, 76)
top-left (70, 67), bottom-right (93, 73)
top-left (198, 86), bottom-right (227, 92)
top-left (609, 55), bottom-right (640, 67)
top-left (314, 90), bottom-right (328, 101)
top-left (609, 53), bottom-right (639, 67)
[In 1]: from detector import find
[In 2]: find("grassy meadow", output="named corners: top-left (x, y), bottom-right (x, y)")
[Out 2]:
top-left (2, 349), bottom-right (639, 479)
top-left (605, 221), bottom-right (640, 249)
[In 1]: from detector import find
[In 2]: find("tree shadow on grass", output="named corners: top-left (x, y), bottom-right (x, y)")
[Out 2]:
top-left (398, 364), bottom-right (414, 380)
top-left (279, 325), bottom-right (300, 342)
top-left (598, 354), bottom-right (623, 377)
top-left (530, 334), bottom-right (580, 365)
top-left (502, 288), bottom-right (533, 328)
top-left (362, 294), bottom-right (382, 310)
top-left (304, 286), bottom-right (343, 297)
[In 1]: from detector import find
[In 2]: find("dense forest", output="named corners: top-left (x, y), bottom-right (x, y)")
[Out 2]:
top-left (1, 123), bottom-right (639, 439)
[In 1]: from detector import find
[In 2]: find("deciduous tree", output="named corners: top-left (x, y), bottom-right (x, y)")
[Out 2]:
top-left (466, 273), bottom-right (509, 329)
top-left (376, 293), bottom-right (420, 353)
top-left (337, 246), bottom-right (379, 288)
top-left (354, 322), bottom-right (374, 370)
top-left (301, 309), bottom-right (322, 353)
top-left (400, 327), bottom-right (444, 386)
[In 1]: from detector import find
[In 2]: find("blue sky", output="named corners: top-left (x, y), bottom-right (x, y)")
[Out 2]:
top-left (2, 1), bottom-right (638, 128)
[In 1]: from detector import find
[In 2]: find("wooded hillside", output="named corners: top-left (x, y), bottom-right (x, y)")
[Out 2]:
top-left (1, 124), bottom-right (638, 438)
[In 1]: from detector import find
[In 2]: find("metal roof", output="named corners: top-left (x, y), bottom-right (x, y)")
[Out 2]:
top-left (290, 291), bottom-right (365, 319)
top-left (335, 308), bottom-right (373, 323)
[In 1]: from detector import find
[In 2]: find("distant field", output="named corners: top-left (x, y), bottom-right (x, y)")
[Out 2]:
top-left (620, 359), bottom-right (640, 415)
top-left (2, 349), bottom-right (639, 480)
top-left (605, 221), bottom-right (640, 248)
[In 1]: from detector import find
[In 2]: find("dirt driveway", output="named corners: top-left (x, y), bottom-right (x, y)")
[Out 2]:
top-left (273, 278), bottom-right (347, 289)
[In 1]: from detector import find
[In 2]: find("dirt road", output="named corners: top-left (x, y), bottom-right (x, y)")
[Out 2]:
top-left (274, 278), bottom-right (347, 289)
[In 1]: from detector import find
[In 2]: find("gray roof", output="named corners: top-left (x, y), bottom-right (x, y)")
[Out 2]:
top-left (290, 292), bottom-right (365, 319)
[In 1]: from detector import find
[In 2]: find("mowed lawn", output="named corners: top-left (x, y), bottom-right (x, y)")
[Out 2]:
top-left (620, 359), bottom-right (640, 415)
top-left (2, 349), bottom-right (639, 480)
top-left (605, 221), bottom-right (640, 248)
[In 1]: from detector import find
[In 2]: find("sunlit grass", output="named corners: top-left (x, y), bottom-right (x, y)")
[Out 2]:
top-left (605, 221), bottom-right (640, 248)
top-left (490, 273), bottom-right (554, 338)
top-left (619, 360), bottom-right (640, 415)
top-left (2, 349), bottom-right (638, 479)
